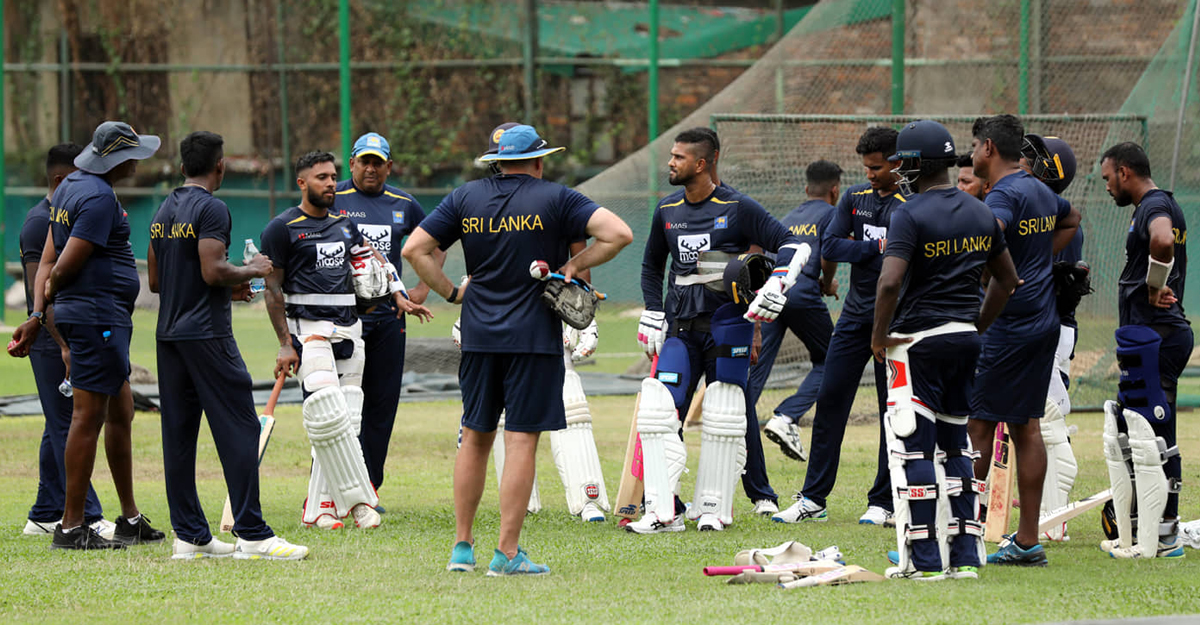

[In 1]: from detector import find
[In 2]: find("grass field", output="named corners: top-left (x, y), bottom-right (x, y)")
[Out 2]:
top-left (1, 390), bottom-right (1199, 623)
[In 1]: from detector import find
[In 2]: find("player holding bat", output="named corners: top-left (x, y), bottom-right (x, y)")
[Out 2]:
top-left (404, 124), bottom-right (631, 576)
top-left (148, 131), bottom-right (307, 560)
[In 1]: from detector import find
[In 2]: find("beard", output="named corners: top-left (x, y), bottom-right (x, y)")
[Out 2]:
top-left (668, 168), bottom-right (693, 186)
top-left (1112, 189), bottom-right (1133, 207)
top-left (307, 186), bottom-right (335, 209)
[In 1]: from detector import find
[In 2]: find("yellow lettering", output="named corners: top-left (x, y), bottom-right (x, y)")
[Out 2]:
top-left (1174, 227), bottom-right (1187, 245)
top-left (531, 214), bottom-right (543, 230)
top-left (150, 223), bottom-right (163, 239)
top-left (924, 242), bottom-right (936, 257)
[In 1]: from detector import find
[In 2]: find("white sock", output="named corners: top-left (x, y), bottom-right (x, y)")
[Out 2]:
top-left (126, 514), bottom-right (141, 525)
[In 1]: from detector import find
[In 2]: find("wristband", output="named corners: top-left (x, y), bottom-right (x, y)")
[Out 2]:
top-left (29, 311), bottom-right (45, 326)
top-left (448, 286), bottom-right (459, 303)
top-left (1147, 255), bottom-right (1174, 290)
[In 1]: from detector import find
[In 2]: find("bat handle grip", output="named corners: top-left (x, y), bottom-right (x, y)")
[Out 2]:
top-left (703, 565), bottom-right (755, 576)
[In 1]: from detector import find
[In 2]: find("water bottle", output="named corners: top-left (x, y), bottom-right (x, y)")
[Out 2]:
top-left (58, 378), bottom-right (73, 398)
top-left (244, 239), bottom-right (266, 294)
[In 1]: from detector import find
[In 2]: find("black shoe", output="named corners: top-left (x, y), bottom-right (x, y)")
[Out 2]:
top-left (374, 505), bottom-right (386, 514)
top-left (51, 525), bottom-right (126, 550)
top-left (113, 515), bottom-right (166, 545)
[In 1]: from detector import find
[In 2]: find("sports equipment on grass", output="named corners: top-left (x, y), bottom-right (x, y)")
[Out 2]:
top-left (1038, 489), bottom-right (1112, 536)
top-left (1102, 400), bottom-right (1136, 551)
top-left (705, 560), bottom-right (842, 578)
top-left (1040, 397), bottom-right (1078, 540)
top-left (777, 565), bottom-right (885, 589)
top-left (613, 355), bottom-right (650, 522)
top-left (984, 423), bottom-right (1016, 543)
top-left (220, 374), bottom-right (284, 533)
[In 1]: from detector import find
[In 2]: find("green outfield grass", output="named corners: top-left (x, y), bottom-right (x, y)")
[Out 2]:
top-left (0, 395), bottom-right (1197, 624)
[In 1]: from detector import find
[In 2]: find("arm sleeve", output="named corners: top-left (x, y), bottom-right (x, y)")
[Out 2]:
top-left (69, 195), bottom-right (119, 247)
top-left (988, 216), bottom-right (1008, 259)
top-left (882, 210), bottom-right (916, 263)
top-left (559, 187), bottom-right (600, 242)
top-left (821, 191), bottom-right (880, 263)
top-left (260, 218), bottom-right (291, 269)
top-left (196, 198), bottom-right (232, 246)
top-left (985, 188), bottom-right (1014, 229)
top-left (640, 208), bottom-right (669, 311)
top-left (418, 192), bottom-right (462, 249)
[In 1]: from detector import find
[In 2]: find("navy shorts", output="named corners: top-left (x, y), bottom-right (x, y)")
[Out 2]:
top-left (907, 332), bottom-right (980, 418)
top-left (971, 326), bottom-right (1059, 424)
top-left (460, 352), bottom-right (565, 433)
top-left (56, 323), bottom-right (131, 397)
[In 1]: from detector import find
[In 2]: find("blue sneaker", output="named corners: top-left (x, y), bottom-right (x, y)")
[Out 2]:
top-left (1158, 536), bottom-right (1185, 559)
top-left (987, 540), bottom-right (1048, 566)
top-left (487, 548), bottom-right (550, 577)
top-left (886, 550), bottom-right (900, 565)
top-left (446, 541), bottom-right (475, 572)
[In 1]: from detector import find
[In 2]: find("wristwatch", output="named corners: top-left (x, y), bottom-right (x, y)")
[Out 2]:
top-left (29, 311), bottom-right (45, 326)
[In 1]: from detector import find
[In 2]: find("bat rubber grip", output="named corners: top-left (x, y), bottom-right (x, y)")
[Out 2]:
top-left (703, 565), bottom-right (757, 576)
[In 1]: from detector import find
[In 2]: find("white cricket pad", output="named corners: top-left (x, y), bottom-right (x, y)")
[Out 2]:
top-left (550, 370), bottom-right (610, 514)
top-left (302, 387), bottom-right (378, 515)
top-left (492, 413), bottom-right (541, 514)
top-left (1040, 398), bottom-right (1077, 539)
top-left (297, 337), bottom-right (338, 393)
top-left (636, 377), bottom-right (686, 523)
top-left (344, 385), bottom-right (364, 437)
top-left (883, 413), bottom-right (938, 575)
top-left (688, 382), bottom-right (747, 526)
top-left (1125, 407), bottom-right (1173, 558)
top-left (301, 450), bottom-right (337, 525)
top-left (1102, 400), bottom-right (1136, 551)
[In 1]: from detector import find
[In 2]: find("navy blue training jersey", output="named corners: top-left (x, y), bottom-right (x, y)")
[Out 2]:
top-left (885, 188), bottom-right (1007, 333)
top-left (986, 171), bottom-right (1073, 338)
top-left (822, 183), bottom-right (909, 322)
top-left (418, 173), bottom-right (598, 355)
top-left (334, 180), bottom-right (426, 325)
top-left (19, 198), bottom-right (51, 316)
top-left (640, 184), bottom-right (800, 320)
top-left (149, 187), bottom-right (234, 341)
top-left (1120, 188), bottom-right (1188, 329)
top-left (779, 199), bottom-right (835, 308)
top-left (48, 170), bottom-right (140, 326)
top-left (1053, 227), bottom-right (1084, 328)
top-left (260, 206), bottom-right (364, 327)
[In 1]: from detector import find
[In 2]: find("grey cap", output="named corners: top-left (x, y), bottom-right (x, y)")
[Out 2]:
top-left (74, 121), bottom-right (161, 174)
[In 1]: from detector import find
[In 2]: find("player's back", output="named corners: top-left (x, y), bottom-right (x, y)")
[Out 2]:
top-left (150, 187), bottom-right (234, 341)
top-left (887, 188), bottom-right (1004, 333)
top-left (780, 199), bottom-right (835, 306)
top-left (986, 171), bottom-right (1065, 336)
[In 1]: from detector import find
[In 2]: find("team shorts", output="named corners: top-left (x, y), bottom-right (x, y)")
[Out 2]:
top-left (459, 352), bottom-right (566, 433)
top-left (907, 332), bottom-right (980, 418)
top-left (970, 326), bottom-right (1059, 424)
top-left (56, 323), bottom-right (132, 397)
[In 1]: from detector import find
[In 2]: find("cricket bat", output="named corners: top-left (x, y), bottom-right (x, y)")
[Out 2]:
top-left (219, 375), bottom-right (285, 533)
top-left (1037, 489), bottom-right (1112, 536)
top-left (704, 559), bottom-right (842, 577)
top-left (614, 356), bottom-right (657, 523)
top-left (776, 565), bottom-right (885, 589)
top-left (984, 423), bottom-right (1016, 543)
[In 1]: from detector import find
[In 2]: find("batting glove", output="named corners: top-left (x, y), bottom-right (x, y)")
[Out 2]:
top-left (744, 276), bottom-right (787, 322)
top-left (452, 316), bottom-right (462, 349)
top-left (572, 319), bottom-right (599, 361)
top-left (637, 310), bottom-right (667, 357)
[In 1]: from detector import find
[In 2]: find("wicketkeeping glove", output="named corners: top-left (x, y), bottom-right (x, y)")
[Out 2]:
top-left (541, 279), bottom-right (600, 330)
top-left (638, 310), bottom-right (667, 357)
top-left (1053, 260), bottom-right (1093, 317)
top-left (571, 319), bottom-right (599, 361)
top-left (452, 316), bottom-right (462, 349)
top-left (744, 276), bottom-right (787, 322)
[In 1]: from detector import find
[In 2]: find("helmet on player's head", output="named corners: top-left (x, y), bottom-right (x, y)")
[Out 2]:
top-left (1022, 134), bottom-right (1076, 194)
top-left (888, 120), bottom-right (958, 195)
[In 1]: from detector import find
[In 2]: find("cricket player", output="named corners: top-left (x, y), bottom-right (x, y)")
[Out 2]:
top-left (967, 114), bottom-right (1081, 566)
top-left (19, 122), bottom-right (167, 549)
top-left (956, 153), bottom-right (988, 200)
top-left (404, 124), bottom-right (631, 575)
top-left (873, 120), bottom-right (1018, 581)
top-left (7, 144), bottom-right (110, 539)
top-left (632, 127), bottom-right (807, 533)
top-left (775, 127), bottom-right (907, 526)
top-left (334, 132), bottom-right (437, 504)
top-left (261, 151), bottom-right (431, 531)
top-left (1099, 142), bottom-right (1190, 559)
top-left (148, 131), bottom-right (307, 560)
top-left (748, 159), bottom-right (841, 462)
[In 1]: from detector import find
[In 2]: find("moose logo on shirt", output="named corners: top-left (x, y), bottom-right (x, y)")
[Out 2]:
top-left (677, 233), bottom-right (711, 264)
top-left (316, 242), bottom-right (346, 269)
top-left (358, 224), bottom-right (391, 253)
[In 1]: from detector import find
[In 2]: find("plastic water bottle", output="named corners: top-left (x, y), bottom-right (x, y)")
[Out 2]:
top-left (58, 378), bottom-right (73, 398)
top-left (244, 239), bottom-right (266, 294)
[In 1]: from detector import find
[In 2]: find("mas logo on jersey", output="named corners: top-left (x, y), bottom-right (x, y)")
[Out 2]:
top-left (665, 222), bottom-right (687, 230)
top-left (677, 233), bottom-right (710, 263)
top-left (358, 224), bottom-right (392, 252)
top-left (339, 210), bottom-right (367, 218)
top-left (714, 216), bottom-right (728, 229)
top-left (315, 241), bottom-right (346, 269)
top-left (393, 211), bottom-right (405, 224)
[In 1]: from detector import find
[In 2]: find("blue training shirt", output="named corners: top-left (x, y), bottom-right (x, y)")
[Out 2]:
top-left (640, 184), bottom-right (800, 321)
top-left (418, 173), bottom-right (598, 355)
top-left (19, 198), bottom-right (51, 317)
top-left (334, 180), bottom-right (426, 327)
top-left (822, 183), bottom-right (909, 322)
top-left (985, 170), bottom-right (1072, 338)
top-left (1119, 188), bottom-right (1188, 330)
top-left (149, 186), bottom-right (235, 341)
top-left (778, 199), bottom-right (835, 308)
top-left (885, 188), bottom-right (1007, 333)
top-left (48, 170), bottom-right (140, 326)
top-left (260, 206), bottom-right (365, 327)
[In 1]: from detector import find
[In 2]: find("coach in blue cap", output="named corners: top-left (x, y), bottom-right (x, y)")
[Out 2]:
top-left (19, 121), bottom-right (166, 549)
top-left (405, 124), bottom-right (632, 575)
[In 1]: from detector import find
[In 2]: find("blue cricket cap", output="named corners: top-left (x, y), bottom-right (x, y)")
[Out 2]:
top-left (478, 125), bottom-right (565, 162)
top-left (352, 132), bottom-right (390, 161)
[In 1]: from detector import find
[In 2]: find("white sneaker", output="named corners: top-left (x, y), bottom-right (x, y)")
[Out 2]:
top-left (24, 519), bottom-right (61, 535)
top-left (697, 513), bottom-right (726, 531)
top-left (172, 537), bottom-right (235, 560)
top-left (90, 518), bottom-right (117, 540)
top-left (351, 503), bottom-right (381, 529)
top-left (752, 500), bottom-right (779, 516)
top-left (580, 502), bottom-right (605, 523)
top-left (234, 535), bottom-right (310, 561)
top-left (625, 513), bottom-right (685, 534)
top-left (306, 514), bottom-right (344, 530)
top-left (763, 415), bottom-right (807, 461)
top-left (859, 505), bottom-right (895, 526)
top-left (772, 495), bottom-right (827, 523)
